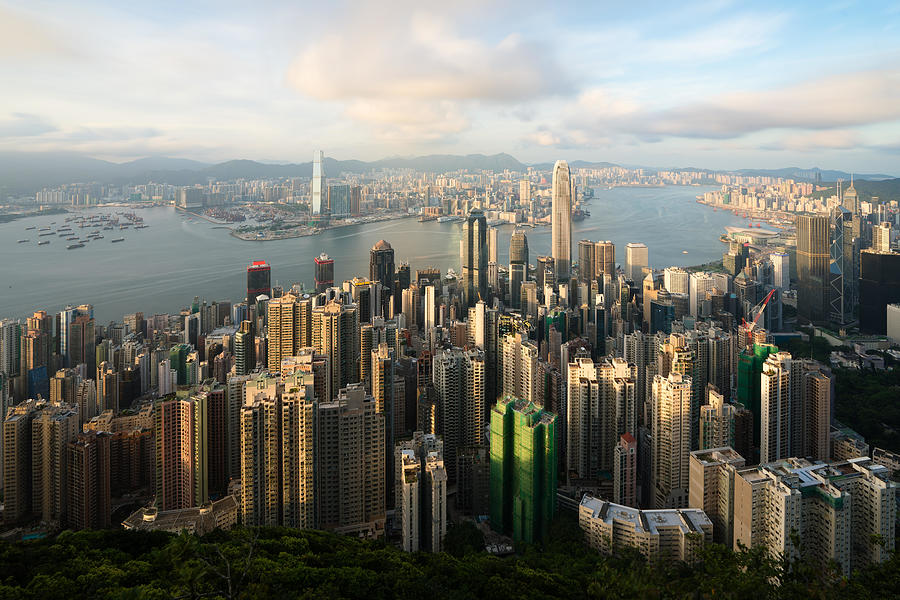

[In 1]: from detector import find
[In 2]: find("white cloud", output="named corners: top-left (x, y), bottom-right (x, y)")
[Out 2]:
top-left (0, 113), bottom-right (57, 137)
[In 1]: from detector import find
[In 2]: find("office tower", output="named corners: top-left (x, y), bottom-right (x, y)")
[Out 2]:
top-left (829, 206), bottom-right (853, 325)
top-left (311, 150), bottom-right (325, 215)
top-left (567, 356), bottom-right (635, 482)
top-left (688, 272), bottom-right (715, 317)
top-left (316, 384), bottom-right (386, 537)
top-left (31, 404), bottom-right (79, 524)
top-left (872, 222), bottom-right (892, 252)
top-left (311, 300), bottom-right (359, 401)
top-left (490, 394), bottom-right (557, 543)
top-left (699, 387), bottom-right (735, 450)
top-left (267, 293), bottom-right (312, 373)
top-left (499, 333), bottom-right (539, 407)
top-left (770, 252), bottom-right (789, 290)
top-left (314, 253), bottom-right (335, 293)
top-left (395, 432), bottom-right (447, 552)
top-left (432, 348), bottom-right (484, 483)
top-left (594, 241), bottom-right (615, 279)
top-left (393, 262), bottom-right (410, 316)
top-left (487, 226), bottom-right (499, 264)
top-left (535, 255), bottom-right (554, 290)
top-left (688, 446), bottom-right (745, 546)
top-left (246, 261), bottom-right (272, 307)
top-left (233, 320), bottom-right (254, 376)
top-left (577, 239), bottom-right (595, 284)
top-left (796, 215), bottom-right (830, 322)
top-left (370, 240), bottom-right (395, 316)
top-left (508, 230), bottom-right (529, 309)
top-left (624, 243), bottom-right (648, 283)
top-left (662, 267), bottom-right (689, 295)
top-left (579, 495), bottom-right (712, 564)
top-left (613, 433), bottom-right (637, 507)
top-left (859, 249), bottom-right (900, 333)
top-left (461, 209), bottom-right (488, 307)
top-left (519, 179), bottom-right (530, 204)
top-left (67, 430), bottom-right (111, 529)
top-left (154, 393), bottom-right (208, 511)
top-left (2, 400), bottom-right (41, 523)
top-left (734, 457), bottom-right (896, 577)
top-left (551, 160), bottom-right (572, 281)
top-left (842, 176), bottom-right (859, 214)
top-left (651, 372), bottom-right (692, 509)
top-left (327, 183), bottom-right (351, 217)
top-left (424, 285), bottom-right (436, 333)
top-left (240, 373), bottom-right (315, 528)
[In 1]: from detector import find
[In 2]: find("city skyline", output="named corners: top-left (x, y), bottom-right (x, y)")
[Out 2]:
top-left (1, 1), bottom-right (899, 171)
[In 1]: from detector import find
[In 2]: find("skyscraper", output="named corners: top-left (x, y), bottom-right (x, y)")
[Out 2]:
top-left (651, 372), bottom-right (692, 509)
top-left (461, 209), bottom-right (488, 307)
top-left (551, 160), bottom-right (572, 281)
top-left (311, 300), bottom-right (359, 401)
top-left (625, 243), bottom-right (648, 283)
top-left (395, 432), bottom-right (447, 552)
top-left (311, 150), bottom-right (325, 215)
top-left (859, 249), bottom-right (900, 334)
top-left (432, 348), bottom-right (485, 483)
top-left (266, 293), bottom-right (312, 373)
top-left (327, 183), bottom-right (351, 217)
top-left (613, 433), bottom-right (637, 507)
top-left (594, 241), bottom-right (616, 279)
top-left (154, 393), bottom-right (208, 511)
top-left (316, 384), bottom-right (385, 537)
top-left (314, 253), bottom-right (334, 293)
top-left (578, 239), bottom-right (595, 284)
top-left (369, 240), bottom-right (395, 316)
top-left (796, 215), bottom-right (829, 323)
top-left (509, 230), bottom-right (529, 309)
top-left (490, 394), bottom-right (557, 543)
top-left (246, 261), bottom-right (271, 307)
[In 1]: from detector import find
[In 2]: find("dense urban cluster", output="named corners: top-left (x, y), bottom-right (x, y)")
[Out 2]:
top-left (1, 158), bottom-right (899, 591)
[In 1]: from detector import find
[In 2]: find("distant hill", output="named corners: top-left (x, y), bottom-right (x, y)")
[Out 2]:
top-left (812, 178), bottom-right (900, 203)
top-left (734, 167), bottom-right (896, 182)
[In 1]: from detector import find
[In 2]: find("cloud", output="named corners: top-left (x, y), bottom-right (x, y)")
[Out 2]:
top-left (0, 113), bottom-right (57, 137)
top-left (760, 130), bottom-right (863, 152)
top-left (528, 69), bottom-right (900, 149)
top-left (286, 8), bottom-right (571, 142)
top-left (0, 7), bottom-right (76, 59)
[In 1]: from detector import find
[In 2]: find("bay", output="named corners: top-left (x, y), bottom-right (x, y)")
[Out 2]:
top-left (0, 185), bottom-right (749, 323)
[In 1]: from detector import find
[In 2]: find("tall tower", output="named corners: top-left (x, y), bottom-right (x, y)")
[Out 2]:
top-left (461, 210), bottom-right (488, 307)
top-left (314, 253), bottom-right (334, 293)
top-left (311, 301), bottom-right (359, 401)
top-left (311, 150), bottom-right (326, 215)
top-left (625, 243), bottom-right (649, 283)
top-left (369, 240), bottom-right (395, 316)
top-left (651, 372), bottom-right (692, 509)
top-left (594, 241), bottom-right (616, 278)
top-left (247, 261), bottom-right (272, 307)
top-left (551, 160), bottom-right (572, 281)
top-left (578, 239), bottom-right (595, 284)
top-left (432, 348), bottom-right (485, 483)
top-left (508, 230), bottom-right (529, 309)
top-left (796, 215), bottom-right (830, 323)
top-left (489, 394), bottom-right (557, 544)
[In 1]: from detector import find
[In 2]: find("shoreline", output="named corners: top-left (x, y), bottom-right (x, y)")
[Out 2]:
top-left (229, 212), bottom-right (416, 242)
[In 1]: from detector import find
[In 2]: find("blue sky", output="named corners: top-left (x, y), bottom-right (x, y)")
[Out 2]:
top-left (1, 0), bottom-right (899, 172)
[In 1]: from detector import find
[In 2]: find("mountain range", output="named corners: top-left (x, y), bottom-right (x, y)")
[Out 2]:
top-left (0, 151), bottom-right (896, 196)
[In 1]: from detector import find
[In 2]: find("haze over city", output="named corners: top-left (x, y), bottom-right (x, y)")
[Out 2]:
top-left (1, 0), bottom-right (899, 171)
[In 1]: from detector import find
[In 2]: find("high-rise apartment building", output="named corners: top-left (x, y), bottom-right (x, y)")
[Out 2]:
top-left (266, 293), bottom-right (312, 373)
top-left (395, 432), bottom-right (447, 552)
top-left (67, 430), bottom-right (111, 530)
top-left (500, 333), bottom-right (540, 407)
top-left (432, 347), bottom-right (484, 483)
top-left (154, 393), bottom-right (208, 511)
top-left (316, 384), bottom-right (386, 538)
top-left (579, 495), bottom-right (712, 564)
top-left (551, 160), bottom-right (572, 281)
top-left (613, 433), bottom-right (637, 507)
top-left (311, 300), bottom-right (359, 401)
top-left (688, 446), bottom-right (745, 546)
top-left (32, 404), bottom-right (79, 524)
top-left (651, 372), bottom-right (692, 509)
top-left (699, 387), bottom-right (735, 450)
top-left (872, 222), bottom-right (892, 253)
top-left (490, 395), bottom-right (557, 543)
top-left (796, 215), bottom-right (830, 323)
top-left (625, 243), bottom-right (648, 283)
top-left (2, 400), bottom-right (41, 523)
top-left (240, 372), bottom-right (315, 528)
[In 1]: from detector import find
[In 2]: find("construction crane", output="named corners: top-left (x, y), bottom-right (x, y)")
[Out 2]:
top-left (741, 288), bottom-right (776, 344)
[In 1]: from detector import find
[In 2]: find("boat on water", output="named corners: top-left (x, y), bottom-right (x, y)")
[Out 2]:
top-left (17, 239), bottom-right (29, 243)
top-left (38, 241), bottom-right (50, 246)
top-left (25, 226), bottom-right (35, 230)
top-left (682, 250), bottom-right (688, 254)
top-left (67, 236), bottom-right (79, 241)
top-left (67, 243), bottom-right (84, 250)
top-left (111, 238), bottom-right (125, 243)
top-left (39, 232), bottom-right (54, 237)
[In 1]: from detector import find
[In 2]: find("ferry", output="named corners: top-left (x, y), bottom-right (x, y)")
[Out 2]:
top-left (67, 243), bottom-right (85, 250)
top-left (39, 232), bottom-right (54, 237)
top-left (38, 241), bottom-right (50, 246)
top-left (67, 236), bottom-right (79, 241)
top-left (17, 239), bottom-right (29, 243)
top-left (111, 238), bottom-right (125, 243)
top-left (25, 226), bottom-right (35, 230)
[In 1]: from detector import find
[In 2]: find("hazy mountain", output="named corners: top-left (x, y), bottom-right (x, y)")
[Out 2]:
top-left (734, 167), bottom-right (896, 181)
top-left (812, 178), bottom-right (900, 202)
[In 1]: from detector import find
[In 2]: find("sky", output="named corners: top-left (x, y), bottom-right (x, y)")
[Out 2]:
top-left (1, 0), bottom-right (899, 172)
